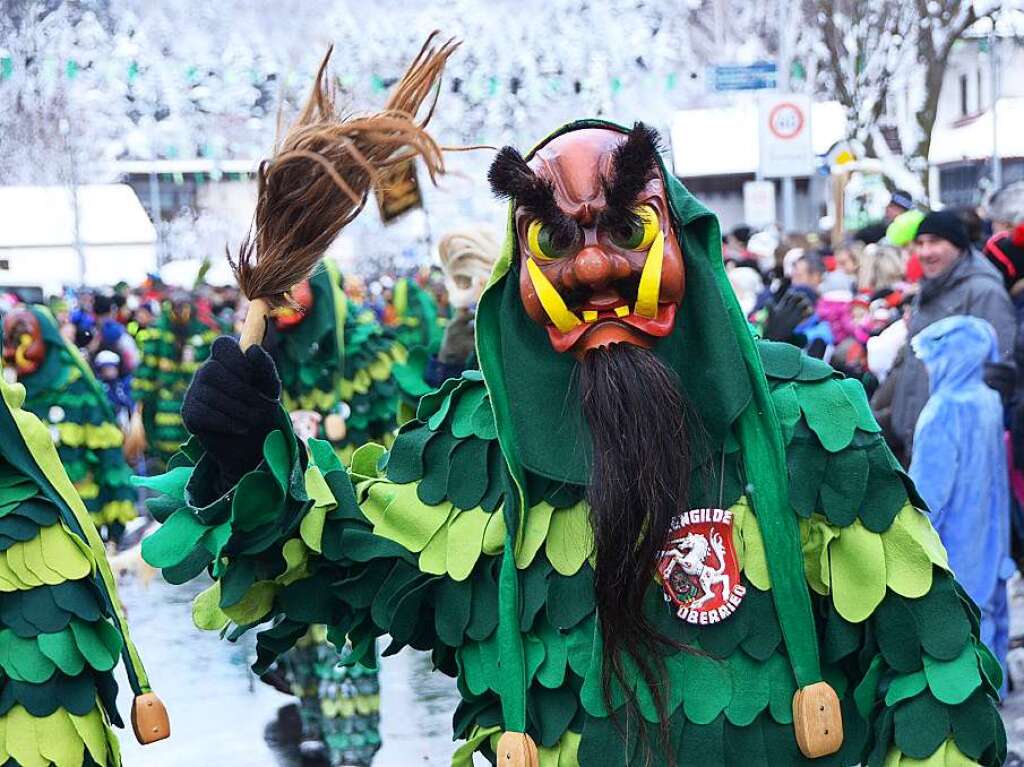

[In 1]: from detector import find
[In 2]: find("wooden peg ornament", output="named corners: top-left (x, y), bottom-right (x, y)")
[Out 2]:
top-left (792, 681), bottom-right (843, 758)
top-left (131, 692), bottom-right (170, 744)
top-left (496, 731), bottom-right (539, 767)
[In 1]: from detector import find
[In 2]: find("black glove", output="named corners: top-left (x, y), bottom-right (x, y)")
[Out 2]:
top-left (437, 310), bottom-right (476, 365)
top-left (182, 336), bottom-right (282, 489)
top-left (763, 291), bottom-right (813, 345)
top-left (983, 361), bottom-right (1016, 405)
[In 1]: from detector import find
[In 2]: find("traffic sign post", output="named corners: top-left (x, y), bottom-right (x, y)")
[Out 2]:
top-left (759, 94), bottom-right (813, 232)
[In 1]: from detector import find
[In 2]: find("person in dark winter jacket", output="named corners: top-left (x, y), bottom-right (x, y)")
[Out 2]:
top-left (872, 210), bottom-right (1016, 465)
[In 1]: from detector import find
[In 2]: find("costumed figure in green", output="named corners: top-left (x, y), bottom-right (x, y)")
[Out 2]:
top-left (131, 294), bottom-right (216, 470)
top-left (137, 123), bottom-right (1006, 765)
top-left (0, 360), bottom-right (167, 765)
top-left (393, 227), bottom-right (500, 417)
top-left (3, 307), bottom-right (135, 543)
top-left (261, 259), bottom-right (387, 766)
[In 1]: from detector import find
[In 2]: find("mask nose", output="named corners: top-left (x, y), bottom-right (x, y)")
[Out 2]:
top-left (570, 246), bottom-right (630, 290)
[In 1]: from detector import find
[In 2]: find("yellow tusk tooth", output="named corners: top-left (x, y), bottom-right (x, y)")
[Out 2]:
top-left (635, 229), bottom-right (664, 319)
top-left (614, 305), bottom-right (630, 318)
top-left (525, 257), bottom-right (581, 333)
top-left (582, 310), bottom-right (598, 322)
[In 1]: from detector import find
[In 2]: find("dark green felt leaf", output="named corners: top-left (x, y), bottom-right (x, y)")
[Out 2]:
top-left (950, 688), bottom-right (1002, 760)
top-left (873, 593), bottom-right (925, 673)
top-left (913, 574), bottom-right (971, 661)
top-left (787, 440), bottom-right (825, 518)
top-left (466, 560), bottom-right (498, 641)
top-left (893, 691), bottom-right (950, 759)
top-left (860, 444), bottom-right (909, 533)
top-left (529, 684), bottom-right (578, 748)
top-left (724, 716), bottom-right (769, 767)
top-left (447, 438), bottom-right (490, 510)
top-left (679, 714), bottom-right (725, 765)
top-left (758, 341), bottom-right (802, 380)
top-left (479, 442), bottom-right (506, 513)
top-left (546, 567), bottom-right (595, 631)
top-left (434, 576), bottom-right (472, 647)
top-left (738, 586), bottom-right (782, 661)
top-left (385, 425), bottom-right (434, 484)
top-left (820, 449), bottom-right (869, 527)
top-left (417, 432), bottom-right (459, 506)
top-left (520, 559), bottom-right (550, 633)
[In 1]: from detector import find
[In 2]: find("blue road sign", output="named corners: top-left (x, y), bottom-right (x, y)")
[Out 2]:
top-left (711, 63), bottom-right (778, 92)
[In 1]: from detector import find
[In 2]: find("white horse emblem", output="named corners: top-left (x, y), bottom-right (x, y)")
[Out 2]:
top-left (661, 529), bottom-right (730, 610)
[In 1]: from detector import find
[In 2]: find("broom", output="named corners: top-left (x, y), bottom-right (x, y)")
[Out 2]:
top-left (234, 31), bottom-right (458, 351)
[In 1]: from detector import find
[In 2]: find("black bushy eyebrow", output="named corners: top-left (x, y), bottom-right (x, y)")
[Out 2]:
top-left (598, 122), bottom-right (662, 235)
top-left (488, 146), bottom-right (579, 249)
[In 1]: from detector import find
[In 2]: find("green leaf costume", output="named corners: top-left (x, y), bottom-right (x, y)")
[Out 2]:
top-left (131, 313), bottom-right (216, 469)
top-left (139, 121), bottom-right (1004, 766)
top-left (13, 308), bottom-right (135, 538)
top-left (0, 372), bottom-right (154, 766)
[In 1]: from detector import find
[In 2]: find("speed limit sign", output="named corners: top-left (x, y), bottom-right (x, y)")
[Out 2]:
top-left (769, 102), bottom-right (805, 140)
top-left (759, 94), bottom-right (813, 177)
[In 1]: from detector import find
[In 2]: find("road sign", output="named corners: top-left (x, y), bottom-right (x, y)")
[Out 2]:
top-left (758, 94), bottom-right (814, 178)
top-left (743, 181), bottom-right (777, 228)
top-left (710, 63), bottom-right (777, 92)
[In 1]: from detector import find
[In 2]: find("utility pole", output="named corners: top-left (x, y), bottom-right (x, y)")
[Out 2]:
top-left (989, 27), bottom-right (1002, 190)
top-left (778, 0), bottom-right (796, 233)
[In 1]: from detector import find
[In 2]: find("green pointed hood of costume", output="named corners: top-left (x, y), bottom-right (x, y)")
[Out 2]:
top-left (474, 120), bottom-right (823, 731)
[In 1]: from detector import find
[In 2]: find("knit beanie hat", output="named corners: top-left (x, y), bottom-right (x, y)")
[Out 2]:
top-left (915, 210), bottom-right (970, 251)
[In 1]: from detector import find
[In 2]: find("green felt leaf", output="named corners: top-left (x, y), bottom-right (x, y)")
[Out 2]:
top-left (893, 690), bottom-right (951, 758)
top-left (764, 653), bottom-right (795, 724)
top-left (385, 426), bottom-right (434, 484)
top-left (517, 502), bottom-right (554, 569)
top-left (375, 482), bottom-right (452, 554)
top-left (451, 385), bottom-right (487, 439)
top-left (795, 354), bottom-right (836, 382)
top-left (535, 617), bottom-right (568, 690)
top-left (351, 443), bottom-right (387, 481)
top-left (914, 575), bottom-right (971, 662)
top-left (418, 432), bottom-right (459, 506)
top-left (222, 580), bottom-right (278, 624)
top-left (886, 669), bottom-right (928, 707)
top-left (447, 439), bottom-right (490, 510)
top-left (426, 385), bottom-right (458, 431)
top-left (830, 520), bottom-right (887, 623)
top-left (798, 379), bottom-right (858, 452)
top-left (142, 508), bottom-right (209, 569)
top-left (772, 382), bottom-right (801, 445)
top-left (0, 629), bottom-right (56, 682)
top-left (546, 568), bottom-right (595, 631)
top-left (759, 341), bottom-right (802, 379)
top-left (820, 449), bottom-right (869, 527)
top-left (480, 442), bottom-right (507, 513)
top-left (787, 440), bottom-right (825, 517)
top-left (470, 397), bottom-right (498, 441)
top-left (466, 560), bottom-right (498, 642)
top-left (300, 504), bottom-right (328, 554)
top-left (923, 643), bottom-right (982, 705)
top-left (839, 378), bottom-right (881, 433)
top-left (418, 522), bottom-right (450, 575)
top-left (37, 628), bottom-right (86, 676)
top-left (69, 619), bottom-right (121, 671)
top-left (262, 429), bottom-right (292, 491)
top-left (434, 577), bottom-right (472, 647)
top-left (231, 471), bottom-right (283, 532)
top-left (530, 684), bottom-right (578, 748)
top-left (446, 508), bottom-right (490, 581)
top-left (949, 689), bottom-right (1002, 760)
top-left (545, 503), bottom-right (592, 577)
top-left (193, 581), bottom-right (230, 631)
top-left (882, 511), bottom-right (935, 599)
top-left (682, 655), bottom-right (732, 724)
top-left (724, 651), bottom-right (770, 726)
top-left (131, 465), bottom-right (192, 499)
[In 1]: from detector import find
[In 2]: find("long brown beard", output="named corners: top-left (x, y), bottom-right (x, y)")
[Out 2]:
top-left (579, 342), bottom-right (697, 764)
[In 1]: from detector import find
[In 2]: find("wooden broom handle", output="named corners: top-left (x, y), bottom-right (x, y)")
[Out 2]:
top-left (239, 297), bottom-right (270, 350)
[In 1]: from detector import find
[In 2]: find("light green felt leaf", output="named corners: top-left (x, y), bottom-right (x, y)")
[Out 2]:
top-left (375, 483), bottom-right (452, 554)
top-left (278, 538), bottom-right (309, 585)
top-left (38, 524), bottom-right (91, 582)
top-left (923, 644), bottom-right (981, 705)
top-left (895, 506), bottom-right (950, 571)
top-left (6, 542), bottom-right (43, 587)
top-left (222, 580), bottom-right (278, 624)
top-left (142, 508), bottom-right (209, 568)
top-left (130, 465), bottom-right (193, 499)
top-left (451, 724), bottom-right (502, 767)
top-left (830, 520), bottom-right (886, 623)
top-left (481, 507), bottom-right (506, 556)
top-left (36, 708), bottom-right (85, 767)
top-left (801, 517), bottom-right (837, 595)
top-left (193, 581), bottom-right (230, 631)
top-left (299, 507), bottom-right (328, 561)
top-left (351, 443), bottom-right (387, 481)
top-left (517, 502), bottom-right (554, 569)
top-left (418, 523), bottom-right (450, 576)
top-left (735, 501), bottom-right (770, 590)
top-left (882, 506), bottom-right (935, 599)
top-left (446, 508), bottom-right (490, 581)
top-left (545, 503), bottom-right (592, 577)
top-left (304, 465), bottom-right (336, 511)
top-left (798, 379), bottom-right (858, 452)
top-left (37, 629), bottom-right (86, 676)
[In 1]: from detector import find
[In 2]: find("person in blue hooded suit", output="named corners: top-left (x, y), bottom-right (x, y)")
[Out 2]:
top-left (910, 314), bottom-right (1013, 693)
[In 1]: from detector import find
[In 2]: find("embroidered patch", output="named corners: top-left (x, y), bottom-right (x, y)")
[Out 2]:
top-left (657, 507), bottom-right (746, 625)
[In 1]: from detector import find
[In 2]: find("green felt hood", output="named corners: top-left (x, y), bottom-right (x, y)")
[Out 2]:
top-left (474, 119), bottom-right (752, 487)
top-left (475, 119), bottom-right (824, 695)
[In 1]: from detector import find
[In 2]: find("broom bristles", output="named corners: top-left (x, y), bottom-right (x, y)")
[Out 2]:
top-left (232, 31), bottom-right (458, 308)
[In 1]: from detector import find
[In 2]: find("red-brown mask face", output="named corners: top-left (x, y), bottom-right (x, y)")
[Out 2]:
top-left (496, 127), bottom-right (685, 356)
top-left (2, 310), bottom-right (46, 375)
top-left (273, 279), bottom-right (314, 330)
